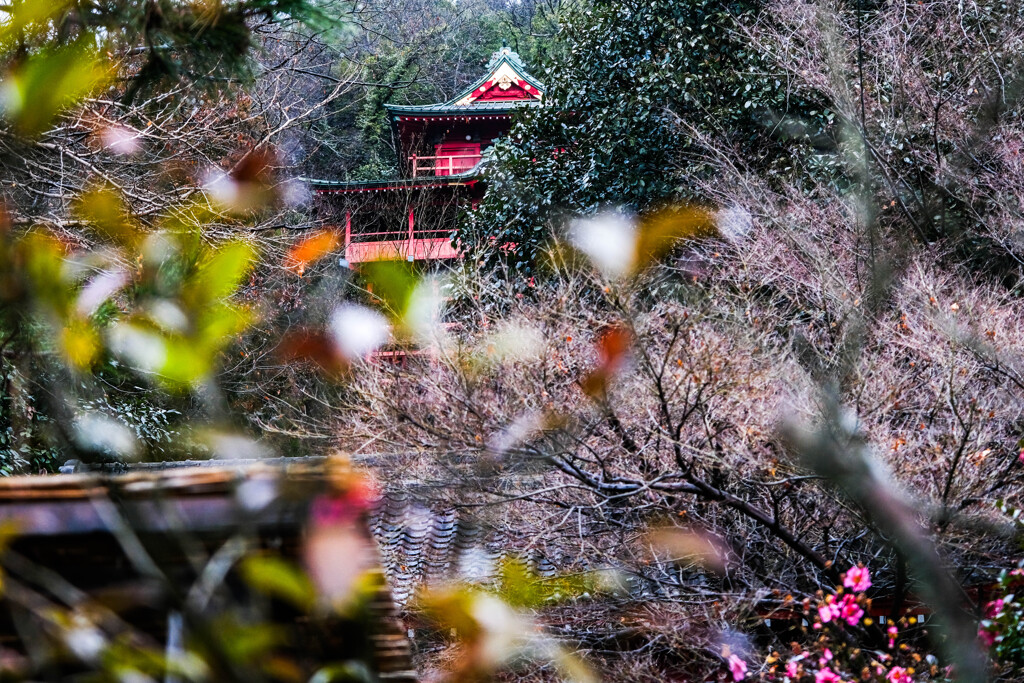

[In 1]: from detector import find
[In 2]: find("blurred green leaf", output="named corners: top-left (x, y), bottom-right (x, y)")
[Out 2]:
top-left (309, 661), bottom-right (374, 683)
top-left (1, 39), bottom-right (111, 138)
top-left (21, 233), bottom-right (71, 311)
top-left (496, 558), bottom-right (595, 608)
top-left (240, 555), bottom-right (317, 612)
top-left (196, 304), bottom-right (252, 347)
top-left (0, 0), bottom-right (74, 50)
top-left (205, 614), bottom-right (286, 663)
top-left (359, 261), bottom-right (417, 320)
top-left (184, 241), bottom-right (256, 307)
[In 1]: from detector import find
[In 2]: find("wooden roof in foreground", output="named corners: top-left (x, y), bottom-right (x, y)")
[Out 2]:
top-left (0, 459), bottom-right (417, 683)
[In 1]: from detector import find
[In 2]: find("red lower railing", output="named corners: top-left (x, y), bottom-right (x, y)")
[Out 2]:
top-left (340, 209), bottom-right (460, 264)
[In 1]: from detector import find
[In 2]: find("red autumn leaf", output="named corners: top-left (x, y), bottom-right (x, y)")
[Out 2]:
top-left (581, 325), bottom-right (632, 398)
top-left (596, 325), bottom-right (631, 372)
top-left (277, 329), bottom-right (347, 374)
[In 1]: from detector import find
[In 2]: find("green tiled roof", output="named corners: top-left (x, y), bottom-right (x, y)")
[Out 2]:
top-left (384, 45), bottom-right (545, 118)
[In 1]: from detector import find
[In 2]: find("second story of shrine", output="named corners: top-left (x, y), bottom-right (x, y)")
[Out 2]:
top-left (386, 44), bottom-right (545, 178)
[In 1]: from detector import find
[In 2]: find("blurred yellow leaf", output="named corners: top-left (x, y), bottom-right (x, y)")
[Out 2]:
top-left (359, 260), bottom-right (417, 321)
top-left (207, 614), bottom-right (286, 663)
top-left (185, 241), bottom-right (256, 306)
top-left (21, 232), bottom-right (70, 310)
top-left (73, 187), bottom-right (139, 248)
top-left (196, 303), bottom-right (252, 346)
top-left (158, 336), bottom-right (210, 386)
top-left (60, 317), bottom-right (100, 370)
top-left (634, 205), bottom-right (717, 273)
top-left (0, 0), bottom-right (74, 50)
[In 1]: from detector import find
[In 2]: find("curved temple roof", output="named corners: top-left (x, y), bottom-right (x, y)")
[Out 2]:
top-left (385, 45), bottom-right (544, 118)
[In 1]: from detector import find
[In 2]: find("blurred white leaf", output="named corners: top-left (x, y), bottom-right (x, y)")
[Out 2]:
top-left (204, 432), bottom-right (273, 460)
top-left (329, 304), bottom-right (390, 360)
top-left (567, 211), bottom-right (637, 278)
top-left (145, 299), bottom-right (190, 333)
top-left (73, 412), bottom-right (139, 459)
top-left (63, 620), bottom-right (106, 663)
top-left (483, 321), bottom-right (545, 363)
top-left (281, 177), bottom-right (311, 208)
top-left (99, 125), bottom-right (142, 156)
top-left (107, 324), bottom-right (167, 373)
top-left (203, 169), bottom-right (241, 210)
top-left (75, 268), bottom-right (128, 316)
top-left (405, 275), bottom-right (447, 346)
top-left (236, 477), bottom-right (278, 512)
top-left (716, 205), bottom-right (752, 242)
top-left (470, 593), bottom-right (533, 666)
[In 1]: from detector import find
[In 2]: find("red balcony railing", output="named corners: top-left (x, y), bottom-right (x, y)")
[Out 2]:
top-left (408, 153), bottom-right (482, 177)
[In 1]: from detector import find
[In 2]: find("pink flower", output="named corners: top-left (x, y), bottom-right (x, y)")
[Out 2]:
top-left (978, 626), bottom-right (996, 648)
top-left (886, 666), bottom-right (912, 683)
top-left (818, 647), bottom-right (833, 666)
top-left (844, 565), bottom-right (871, 592)
top-left (728, 654), bottom-right (747, 681)
top-left (887, 625), bottom-right (898, 648)
top-left (1018, 448), bottom-right (1024, 464)
top-left (839, 594), bottom-right (864, 626)
top-left (985, 598), bottom-right (1004, 618)
top-left (785, 660), bottom-right (799, 680)
top-left (814, 667), bottom-right (842, 683)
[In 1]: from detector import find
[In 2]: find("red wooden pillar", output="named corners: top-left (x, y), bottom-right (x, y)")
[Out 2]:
top-left (344, 210), bottom-right (351, 256)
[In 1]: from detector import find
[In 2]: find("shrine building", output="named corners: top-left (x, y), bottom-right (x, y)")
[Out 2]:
top-left (306, 45), bottom-right (544, 264)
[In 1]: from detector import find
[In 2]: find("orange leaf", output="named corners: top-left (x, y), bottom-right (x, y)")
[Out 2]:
top-left (286, 231), bottom-right (340, 274)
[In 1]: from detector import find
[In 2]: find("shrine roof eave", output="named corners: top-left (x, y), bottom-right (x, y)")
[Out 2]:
top-left (302, 174), bottom-right (480, 194)
top-left (384, 100), bottom-right (543, 118)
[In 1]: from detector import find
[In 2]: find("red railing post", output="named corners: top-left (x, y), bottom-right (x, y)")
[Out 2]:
top-left (408, 207), bottom-right (415, 259)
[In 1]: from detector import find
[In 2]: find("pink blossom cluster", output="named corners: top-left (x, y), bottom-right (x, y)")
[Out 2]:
top-left (978, 597), bottom-right (1004, 647)
top-left (816, 593), bottom-right (864, 627)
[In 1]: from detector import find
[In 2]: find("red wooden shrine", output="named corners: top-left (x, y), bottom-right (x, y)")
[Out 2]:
top-left (306, 45), bottom-right (544, 264)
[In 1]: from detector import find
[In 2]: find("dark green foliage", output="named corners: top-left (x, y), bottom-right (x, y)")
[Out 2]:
top-left (462, 0), bottom-right (829, 271)
top-left (3, 0), bottom-right (335, 102)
